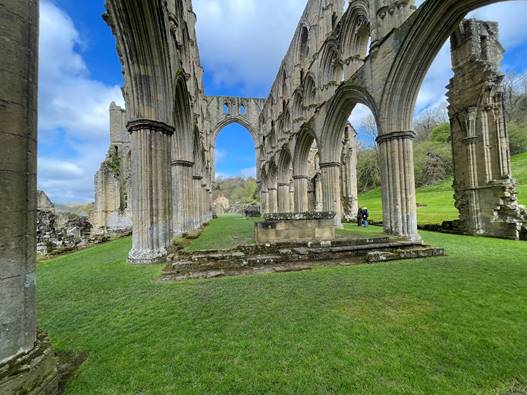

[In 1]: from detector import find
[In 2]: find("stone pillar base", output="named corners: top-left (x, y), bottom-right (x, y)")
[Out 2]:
top-left (128, 248), bottom-right (167, 264)
top-left (0, 333), bottom-right (58, 395)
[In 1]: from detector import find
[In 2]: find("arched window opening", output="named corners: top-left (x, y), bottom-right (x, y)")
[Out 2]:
top-left (281, 71), bottom-right (289, 99)
top-left (354, 21), bottom-right (371, 60)
top-left (303, 74), bottom-right (316, 107)
top-left (223, 103), bottom-right (230, 115)
top-left (299, 26), bottom-right (309, 63)
top-left (240, 104), bottom-right (246, 115)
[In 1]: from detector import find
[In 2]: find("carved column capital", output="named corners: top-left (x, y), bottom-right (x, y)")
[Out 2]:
top-left (376, 130), bottom-right (416, 144)
top-left (127, 119), bottom-right (175, 135)
top-left (319, 162), bottom-right (341, 169)
top-left (293, 175), bottom-right (310, 180)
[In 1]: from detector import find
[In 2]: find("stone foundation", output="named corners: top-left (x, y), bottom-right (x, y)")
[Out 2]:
top-left (255, 212), bottom-right (335, 244)
top-left (162, 236), bottom-right (442, 281)
top-left (0, 333), bottom-right (58, 394)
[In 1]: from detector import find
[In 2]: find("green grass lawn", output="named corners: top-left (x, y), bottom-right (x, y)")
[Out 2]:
top-left (38, 225), bottom-right (527, 394)
top-left (359, 153), bottom-right (527, 225)
top-left (186, 214), bottom-right (258, 251)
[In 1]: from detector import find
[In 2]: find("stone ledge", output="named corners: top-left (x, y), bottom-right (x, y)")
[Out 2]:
top-left (262, 211), bottom-right (336, 221)
top-left (161, 237), bottom-right (441, 282)
top-left (0, 333), bottom-right (58, 395)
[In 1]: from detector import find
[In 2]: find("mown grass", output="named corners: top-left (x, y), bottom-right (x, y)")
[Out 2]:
top-left (359, 153), bottom-right (527, 225)
top-left (38, 224), bottom-right (527, 394)
top-left (186, 214), bottom-right (258, 251)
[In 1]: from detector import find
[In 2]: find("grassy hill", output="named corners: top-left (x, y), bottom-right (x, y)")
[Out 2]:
top-left (359, 153), bottom-right (527, 225)
top-left (38, 220), bottom-right (527, 394)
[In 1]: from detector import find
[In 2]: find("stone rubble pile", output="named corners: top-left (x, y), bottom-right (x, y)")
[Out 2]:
top-left (36, 191), bottom-right (112, 257)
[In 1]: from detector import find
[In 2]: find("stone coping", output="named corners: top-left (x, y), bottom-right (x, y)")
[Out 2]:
top-left (262, 211), bottom-right (336, 221)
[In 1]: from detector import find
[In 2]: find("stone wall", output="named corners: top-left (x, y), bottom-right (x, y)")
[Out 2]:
top-left (92, 102), bottom-right (132, 234)
top-left (447, 20), bottom-right (527, 240)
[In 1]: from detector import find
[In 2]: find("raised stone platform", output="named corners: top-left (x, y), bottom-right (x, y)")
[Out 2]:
top-left (162, 236), bottom-right (444, 281)
top-left (0, 333), bottom-right (58, 394)
top-left (255, 212), bottom-right (336, 244)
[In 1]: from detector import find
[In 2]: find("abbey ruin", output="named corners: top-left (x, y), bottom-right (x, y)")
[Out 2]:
top-left (97, 0), bottom-right (526, 265)
top-left (1, 0), bottom-right (526, 392)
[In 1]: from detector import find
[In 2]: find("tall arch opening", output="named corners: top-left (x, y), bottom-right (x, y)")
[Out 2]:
top-left (212, 122), bottom-right (258, 216)
top-left (402, 1), bottom-right (527, 239)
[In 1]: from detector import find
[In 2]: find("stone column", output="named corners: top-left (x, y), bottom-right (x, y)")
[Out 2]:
top-left (341, 145), bottom-right (359, 221)
top-left (268, 188), bottom-right (278, 213)
top-left (0, 0), bottom-right (58, 392)
top-left (201, 183), bottom-right (208, 224)
top-left (261, 190), bottom-right (269, 214)
top-left (171, 160), bottom-right (193, 236)
top-left (446, 19), bottom-right (526, 239)
top-left (377, 131), bottom-right (420, 241)
top-left (321, 162), bottom-right (342, 227)
top-left (314, 173), bottom-right (323, 211)
top-left (278, 183), bottom-right (291, 212)
top-left (192, 175), bottom-right (202, 230)
top-left (206, 187), bottom-right (212, 221)
top-left (293, 175), bottom-right (309, 212)
top-left (128, 120), bottom-right (173, 264)
top-left (289, 180), bottom-right (295, 212)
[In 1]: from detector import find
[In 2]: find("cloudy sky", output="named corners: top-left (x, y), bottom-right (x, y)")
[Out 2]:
top-left (38, 0), bottom-right (527, 203)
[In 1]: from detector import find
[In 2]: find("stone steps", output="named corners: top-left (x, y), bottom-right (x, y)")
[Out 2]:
top-left (161, 238), bottom-right (444, 281)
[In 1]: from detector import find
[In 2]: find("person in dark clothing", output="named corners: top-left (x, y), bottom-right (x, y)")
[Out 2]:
top-left (361, 207), bottom-right (369, 227)
top-left (357, 208), bottom-right (363, 227)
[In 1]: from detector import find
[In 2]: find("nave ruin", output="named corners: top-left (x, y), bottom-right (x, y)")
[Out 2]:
top-left (1, 0), bottom-right (526, 392)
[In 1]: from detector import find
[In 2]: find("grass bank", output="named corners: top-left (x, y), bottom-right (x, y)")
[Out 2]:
top-left (359, 153), bottom-right (527, 224)
top-left (38, 221), bottom-right (527, 394)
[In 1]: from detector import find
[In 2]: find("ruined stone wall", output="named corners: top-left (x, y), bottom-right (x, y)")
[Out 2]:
top-left (447, 19), bottom-right (526, 239)
top-left (92, 102), bottom-right (132, 233)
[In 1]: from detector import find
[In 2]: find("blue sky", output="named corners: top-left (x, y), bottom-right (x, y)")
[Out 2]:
top-left (37, 0), bottom-right (527, 203)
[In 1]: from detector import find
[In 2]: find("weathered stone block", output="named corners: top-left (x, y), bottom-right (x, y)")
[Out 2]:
top-left (255, 212), bottom-right (335, 244)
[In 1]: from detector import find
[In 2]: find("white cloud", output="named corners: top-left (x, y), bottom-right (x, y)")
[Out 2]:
top-left (215, 148), bottom-right (226, 163)
top-left (38, 0), bottom-right (123, 204)
top-left (193, 0), bottom-right (305, 96)
top-left (240, 167), bottom-right (257, 178)
top-left (414, 1), bottom-right (527, 118)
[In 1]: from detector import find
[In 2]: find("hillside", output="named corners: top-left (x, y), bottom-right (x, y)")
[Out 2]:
top-left (359, 153), bottom-right (527, 225)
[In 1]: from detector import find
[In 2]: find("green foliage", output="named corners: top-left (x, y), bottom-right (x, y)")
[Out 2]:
top-left (509, 122), bottom-right (527, 155)
top-left (38, 226), bottom-right (527, 393)
top-left (107, 150), bottom-right (121, 176)
top-left (356, 149), bottom-right (381, 192)
top-left (431, 123), bottom-right (450, 143)
top-left (214, 177), bottom-right (259, 204)
top-left (413, 141), bottom-right (453, 187)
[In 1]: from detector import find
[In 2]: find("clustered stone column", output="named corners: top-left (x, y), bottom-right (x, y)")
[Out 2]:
top-left (261, 189), bottom-right (269, 214)
top-left (268, 187), bottom-right (278, 213)
top-left (171, 160), bottom-right (194, 235)
top-left (377, 131), bottom-right (419, 241)
top-left (128, 120), bottom-right (174, 264)
top-left (340, 129), bottom-right (359, 221)
top-left (0, 0), bottom-right (58, 392)
top-left (293, 175), bottom-right (310, 212)
top-left (447, 19), bottom-right (526, 239)
top-left (320, 162), bottom-right (342, 227)
top-left (277, 183), bottom-right (291, 212)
